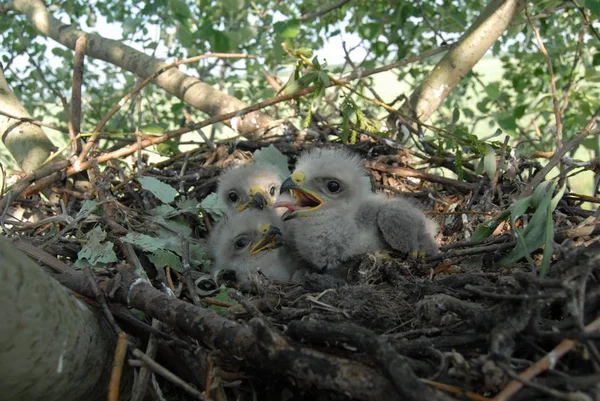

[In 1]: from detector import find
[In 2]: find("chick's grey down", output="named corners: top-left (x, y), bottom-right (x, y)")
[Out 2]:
top-left (279, 147), bottom-right (438, 272)
top-left (217, 163), bottom-right (282, 213)
top-left (209, 209), bottom-right (301, 289)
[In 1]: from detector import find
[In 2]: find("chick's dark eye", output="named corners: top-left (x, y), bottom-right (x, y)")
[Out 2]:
top-left (269, 185), bottom-right (276, 196)
top-left (234, 237), bottom-right (249, 249)
top-left (228, 191), bottom-right (239, 202)
top-left (326, 180), bottom-right (340, 193)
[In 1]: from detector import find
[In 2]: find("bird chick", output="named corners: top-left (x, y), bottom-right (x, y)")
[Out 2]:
top-left (209, 209), bottom-right (301, 289)
top-left (217, 164), bottom-right (282, 213)
top-left (278, 147), bottom-right (438, 272)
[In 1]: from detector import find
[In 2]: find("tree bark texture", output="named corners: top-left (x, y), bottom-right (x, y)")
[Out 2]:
top-left (403, 0), bottom-right (525, 123)
top-left (6, 0), bottom-right (280, 139)
top-left (0, 66), bottom-right (58, 173)
top-left (0, 236), bottom-right (119, 401)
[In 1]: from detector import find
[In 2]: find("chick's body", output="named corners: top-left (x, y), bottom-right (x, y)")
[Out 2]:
top-left (281, 147), bottom-right (438, 272)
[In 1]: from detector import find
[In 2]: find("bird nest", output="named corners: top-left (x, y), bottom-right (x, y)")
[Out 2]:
top-left (2, 138), bottom-right (600, 401)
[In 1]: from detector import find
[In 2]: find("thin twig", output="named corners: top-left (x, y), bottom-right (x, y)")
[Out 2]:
top-left (492, 315), bottom-right (600, 401)
top-left (526, 9), bottom-right (563, 151)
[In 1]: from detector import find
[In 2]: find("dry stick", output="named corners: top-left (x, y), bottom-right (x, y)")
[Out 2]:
top-left (0, 109), bottom-right (69, 133)
top-left (131, 319), bottom-right (161, 401)
top-left (63, 46), bottom-right (448, 178)
top-left (420, 379), bottom-right (489, 401)
top-left (132, 348), bottom-right (204, 400)
top-left (526, 9), bottom-right (563, 150)
top-left (519, 114), bottom-right (600, 199)
top-left (560, 24), bottom-right (585, 116)
top-left (492, 315), bottom-right (600, 401)
top-left (109, 332), bottom-right (129, 401)
top-left (510, 3), bottom-right (571, 26)
top-left (366, 160), bottom-right (477, 192)
top-left (0, 160), bottom-right (70, 215)
top-left (70, 35), bottom-right (86, 156)
top-left (15, 46), bottom-right (448, 199)
top-left (183, 106), bottom-right (216, 151)
top-left (76, 52), bottom-right (255, 166)
top-left (297, 0), bottom-right (350, 20)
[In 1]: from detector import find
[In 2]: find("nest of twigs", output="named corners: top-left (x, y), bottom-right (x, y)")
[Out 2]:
top-left (3, 136), bottom-right (600, 401)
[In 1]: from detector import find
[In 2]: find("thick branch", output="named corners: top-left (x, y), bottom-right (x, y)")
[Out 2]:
top-left (5, 0), bottom-right (279, 138)
top-left (0, 65), bottom-right (59, 172)
top-left (49, 264), bottom-right (402, 401)
top-left (402, 0), bottom-right (525, 123)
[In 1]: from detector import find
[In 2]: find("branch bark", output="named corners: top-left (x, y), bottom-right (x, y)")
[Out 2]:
top-left (5, 0), bottom-right (280, 139)
top-left (0, 65), bottom-right (59, 172)
top-left (401, 0), bottom-right (525, 123)
top-left (0, 235), bottom-right (124, 401)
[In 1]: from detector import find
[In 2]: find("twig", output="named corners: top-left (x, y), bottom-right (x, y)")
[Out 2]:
top-left (492, 315), bottom-right (600, 401)
top-left (77, 52), bottom-right (255, 165)
top-left (519, 113), bottom-right (600, 198)
top-left (420, 379), bottom-right (489, 401)
top-left (70, 34), bottom-right (86, 155)
top-left (526, 9), bottom-right (562, 150)
top-left (298, 0), bottom-right (350, 21)
top-left (132, 348), bottom-right (204, 400)
top-left (366, 160), bottom-right (477, 192)
top-left (108, 332), bottom-right (129, 401)
top-left (0, 108), bottom-right (68, 133)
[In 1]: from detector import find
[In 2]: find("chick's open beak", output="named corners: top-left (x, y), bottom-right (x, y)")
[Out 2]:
top-left (249, 224), bottom-right (283, 255)
top-left (278, 172), bottom-right (323, 220)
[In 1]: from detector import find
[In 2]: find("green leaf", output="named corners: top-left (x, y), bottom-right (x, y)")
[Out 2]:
top-left (209, 30), bottom-right (231, 52)
top-left (221, 0), bottom-right (244, 11)
top-left (482, 145), bottom-right (497, 178)
top-left (122, 233), bottom-right (168, 253)
top-left (76, 226), bottom-right (118, 267)
top-left (253, 144), bottom-right (289, 178)
top-left (206, 287), bottom-right (239, 317)
top-left (304, 104), bottom-right (313, 128)
top-left (318, 71), bottom-right (331, 87)
top-left (148, 249), bottom-right (182, 271)
top-left (154, 215), bottom-right (192, 237)
top-left (358, 22), bottom-right (380, 40)
top-left (584, 0), bottom-right (600, 17)
top-left (455, 147), bottom-right (463, 181)
top-left (139, 176), bottom-right (178, 204)
top-left (500, 182), bottom-right (557, 267)
top-left (140, 123), bottom-right (167, 135)
top-left (531, 181), bottom-right (552, 208)
top-left (169, 0), bottom-right (191, 18)
top-left (77, 199), bottom-right (100, 218)
top-left (484, 82), bottom-right (500, 100)
top-left (274, 19), bottom-right (301, 39)
top-left (471, 208), bottom-right (511, 243)
top-left (200, 193), bottom-right (228, 219)
top-left (593, 53), bottom-right (600, 67)
top-left (452, 107), bottom-right (460, 124)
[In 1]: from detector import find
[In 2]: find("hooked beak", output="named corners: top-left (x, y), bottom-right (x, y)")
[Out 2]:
top-left (278, 172), bottom-right (324, 220)
top-left (237, 186), bottom-right (270, 211)
top-left (249, 224), bottom-right (283, 255)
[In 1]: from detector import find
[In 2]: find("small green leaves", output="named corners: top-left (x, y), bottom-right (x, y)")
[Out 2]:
top-left (482, 145), bottom-right (497, 178)
top-left (455, 147), bottom-right (464, 181)
top-left (200, 193), bottom-right (228, 219)
top-left (139, 176), bottom-right (178, 204)
top-left (76, 226), bottom-right (117, 267)
top-left (254, 144), bottom-right (289, 178)
top-left (471, 180), bottom-right (565, 274)
top-left (274, 19), bottom-right (301, 39)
